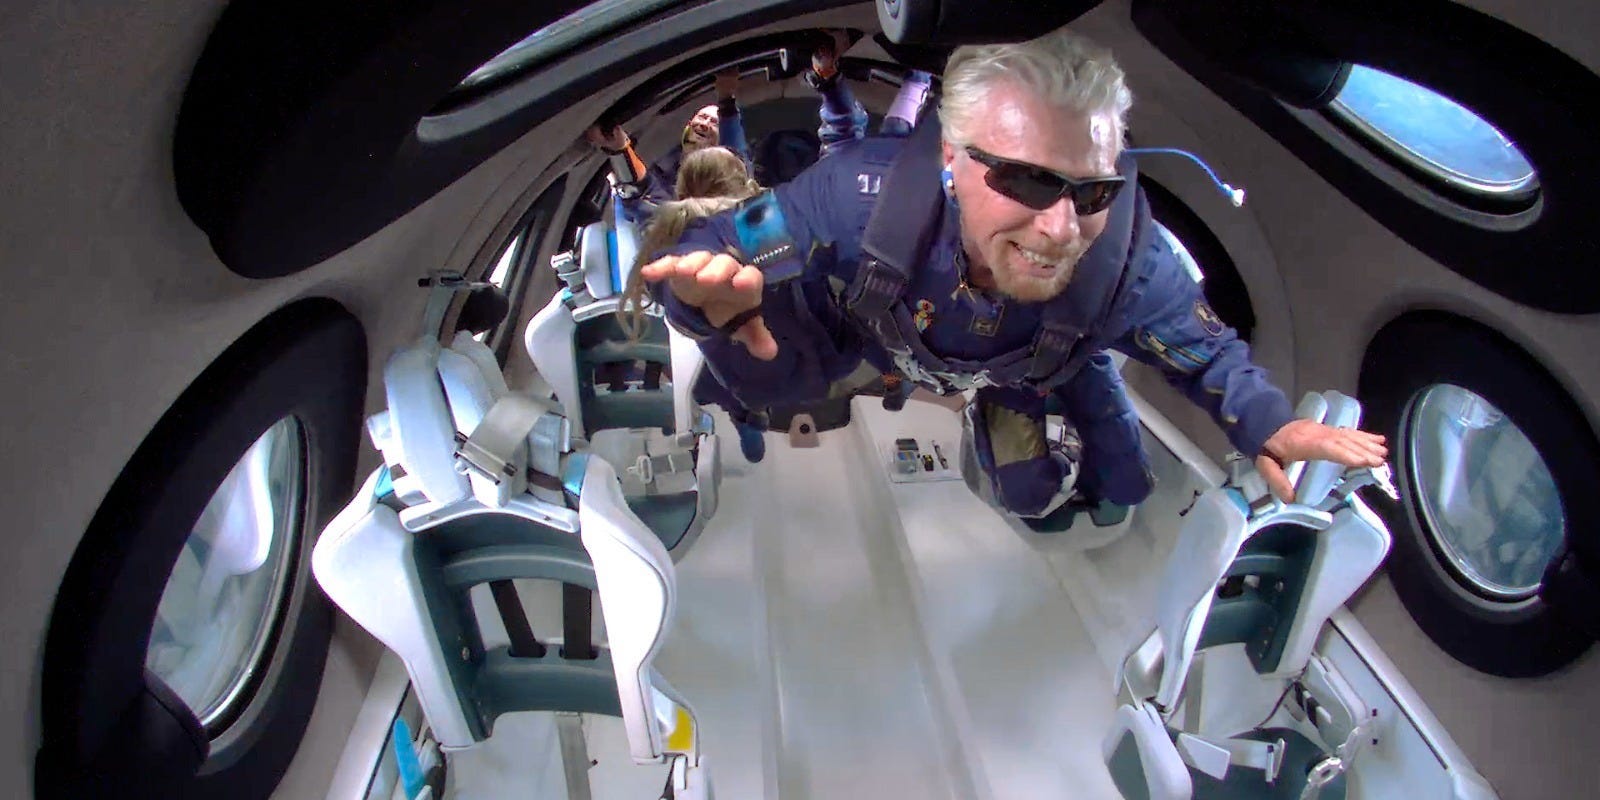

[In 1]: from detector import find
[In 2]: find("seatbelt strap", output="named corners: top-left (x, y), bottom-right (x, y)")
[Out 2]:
top-left (455, 393), bottom-right (565, 507)
top-left (489, 580), bottom-right (546, 658)
top-left (562, 582), bottom-right (598, 660)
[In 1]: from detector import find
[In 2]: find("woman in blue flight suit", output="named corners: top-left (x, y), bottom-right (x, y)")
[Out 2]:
top-left (595, 37), bottom-right (937, 464)
top-left (639, 28), bottom-right (1388, 527)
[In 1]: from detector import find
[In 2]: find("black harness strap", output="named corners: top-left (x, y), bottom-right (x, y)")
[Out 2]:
top-left (489, 580), bottom-right (546, 659)
top-left (859, 114), bottom-right (947, 281)
top-left (561, 582), bottom-right (598, 660)
top-left (846, 115), bottom-right (947, 359)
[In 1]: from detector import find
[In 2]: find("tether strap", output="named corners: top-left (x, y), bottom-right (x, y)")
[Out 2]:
top-left (718, 307), bottom-right (762, 336)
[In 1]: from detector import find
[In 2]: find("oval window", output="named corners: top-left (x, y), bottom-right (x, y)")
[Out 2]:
top-left (1406, 384), bottom-right (1565, 600)
top-left (145, 416), bottom-right (305, 730)
top-left (1153, 221), bottom-right (1204, 285)
top-left (1329, 65), bottom-right (1536, 200)
top-left (455, 0), bottom-right (684, 95)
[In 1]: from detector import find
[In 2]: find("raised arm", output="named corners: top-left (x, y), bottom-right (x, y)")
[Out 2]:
top-left (713, 69), bottom-right (750, 163)
top-left (585, 125), bottom-right (664, 224)
top-left (641, 155), bottom-right (873, 411)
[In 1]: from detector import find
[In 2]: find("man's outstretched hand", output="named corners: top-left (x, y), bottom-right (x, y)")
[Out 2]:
top-left (640, 251), bottom-right (778, 360)
top-left (1256, 418), bottom-right (1389, 502)
top-left (583, 124), bottom-right (627, 151)
top-left (713, 68), bottom-right (740, 100)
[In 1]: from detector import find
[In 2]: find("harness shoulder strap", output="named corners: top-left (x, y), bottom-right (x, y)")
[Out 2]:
top-left (859, 115), bottom-right (946, 278)
top-left (845, 117), bottom-right (948, 355)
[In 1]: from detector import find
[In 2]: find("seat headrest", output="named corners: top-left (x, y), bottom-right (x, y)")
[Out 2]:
top-left (579, 221), bottom-right (617, 300)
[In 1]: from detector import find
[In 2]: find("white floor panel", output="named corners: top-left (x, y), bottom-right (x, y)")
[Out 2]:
top-left (747, 422), bottom-right (967, 800)
top-left (441, 398), bottom-right (1208, 800)
top-left (852, 402), bottom-right (1123, 800)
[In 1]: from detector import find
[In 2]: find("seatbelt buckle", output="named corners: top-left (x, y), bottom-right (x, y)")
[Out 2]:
top-left (626, 451), bottom-right (695, 487)
top-left (628, 454), bottom-right (655, 485)
top-left (454, 431), bottom-right (517, 485)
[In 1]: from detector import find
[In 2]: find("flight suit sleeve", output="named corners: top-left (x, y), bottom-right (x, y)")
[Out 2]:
top-left (1112, 232), bottom-right (1295, 458)
top-left (718, 98), bottom-right (751, 163)
top-left (815, 79), bottom-right (869, 157)
top-left (651, 155), bottom-right (866, 411)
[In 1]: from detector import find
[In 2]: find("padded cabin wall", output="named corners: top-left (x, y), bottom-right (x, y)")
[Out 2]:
top-left (1083, 1), bottom-right (1600, 442)
top-left (0, 2), bottom-right (609, 796)
top-left (1080, 3), bottom-right (1600, 799)
top-left (1464, 0), bottom-right (1600, 76)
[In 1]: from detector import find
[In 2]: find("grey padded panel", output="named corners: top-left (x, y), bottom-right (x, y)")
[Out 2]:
top-left (1109, 733), bottom-right (1155, 800)
top-left (475, 647), bottom-right (625, 734)
top-left (584, 391), bottom-right (677, 434)
top-left (626, 493), bottom-right (700, 551)
top-left (1195, 526), bottom-right (1318, 674)
top-left (1186, 728), bottom-right (1344, 800)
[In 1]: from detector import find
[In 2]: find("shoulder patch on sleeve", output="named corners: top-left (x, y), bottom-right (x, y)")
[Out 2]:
top-left (1194, 299), bottom-right (1226, 337)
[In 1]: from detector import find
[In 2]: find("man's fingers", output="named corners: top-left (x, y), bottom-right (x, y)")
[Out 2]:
top-left (1326, 432), bottom-right (1388, 466)
top-left (1256, 455), bottom-right (1294, 502)
top-left (672, 250), bottom-right (714, 278)
top-left (639, 254), bottom-right (680, 282)
top-left (730, 264), bottom-right (766, 296)
top-left (695, 255), bottom-right (741, 288)
top-left (732, 317), bottom-right (780, 361)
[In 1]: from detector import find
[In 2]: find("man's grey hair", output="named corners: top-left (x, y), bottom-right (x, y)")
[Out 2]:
top-left (939, 27), bottom-right (1133, 148)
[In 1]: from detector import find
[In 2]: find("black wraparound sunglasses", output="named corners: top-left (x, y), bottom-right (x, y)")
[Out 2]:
top-left (963, 146), bottom-right (1125, 215)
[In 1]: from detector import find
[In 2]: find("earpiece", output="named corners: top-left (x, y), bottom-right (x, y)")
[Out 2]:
top-left (941, 163), bottom-right (955, 198)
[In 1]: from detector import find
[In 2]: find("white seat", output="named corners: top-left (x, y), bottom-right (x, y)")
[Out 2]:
top-left (1104, 391), bottom-right (1394, 800)
top-left (524, 219), bottom-right (720, 559)
top-left (1104, 703), bottom-right (1192, 800)
top-left (314, 275), bottom-right (713, 796)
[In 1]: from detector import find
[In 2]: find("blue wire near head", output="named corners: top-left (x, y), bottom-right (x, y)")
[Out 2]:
top-left (1125, 147), bottom-right (1247, 207)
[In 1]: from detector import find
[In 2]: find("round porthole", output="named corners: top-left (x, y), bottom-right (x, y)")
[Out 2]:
top-left (1405, 385), bottom-right (1565, 602)
top-left (145, 417), bottom-right (305, 734)
top-left (1328, 65), bottom-right (1538, 206)
top-left (38, 299), bottom-right (366, 799)
top-left (1359, 314), bottom-right (1597, 678)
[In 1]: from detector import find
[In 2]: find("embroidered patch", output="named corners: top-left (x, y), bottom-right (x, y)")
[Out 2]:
top-left (1194, 299), bottom-right (1226, 336)
top-left (914, 299), bottom-right (936, 332)
top-left (970, 302), bottom-right (1005, 337)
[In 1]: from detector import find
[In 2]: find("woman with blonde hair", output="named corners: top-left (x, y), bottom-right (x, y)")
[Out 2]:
top-left (618, 146), bottom-right (770, 462)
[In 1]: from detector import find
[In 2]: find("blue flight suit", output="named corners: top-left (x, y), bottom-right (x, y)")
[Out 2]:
top-left (654, 133), bottom-right (1294, 515)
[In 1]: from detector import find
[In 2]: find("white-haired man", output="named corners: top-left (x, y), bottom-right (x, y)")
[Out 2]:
top-left (640, 27), bottom-right (1386, 528)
